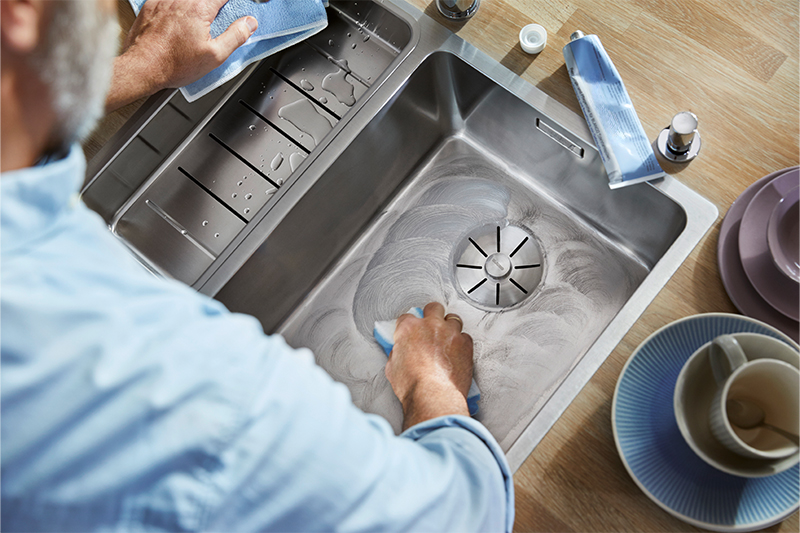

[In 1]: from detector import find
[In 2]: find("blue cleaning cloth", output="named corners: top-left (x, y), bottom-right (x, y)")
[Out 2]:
top-left (129, 0), bottom-right (329, 102)
top-left (374, 308), bottom-right (481, 416)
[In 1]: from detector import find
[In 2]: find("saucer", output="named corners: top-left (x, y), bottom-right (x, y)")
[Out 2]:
top-left (718, 167), bottom-right (799, 342)
top-left (613, 313), bottom-right (799, 531)
top-left (767, 186), bottom-right (799, 281)
top-left (674, 333), bottom-right (800, 477)
top-left (739, 170), bottom-right (799, 320)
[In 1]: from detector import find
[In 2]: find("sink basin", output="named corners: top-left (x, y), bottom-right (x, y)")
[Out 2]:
top-left (216, 48), bottom-right (690, 454)
top-left (84, 0), bottom-right (717, 472)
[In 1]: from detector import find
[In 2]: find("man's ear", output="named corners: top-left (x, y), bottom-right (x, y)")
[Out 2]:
top-left (1, 0), bottom-right (46, 54)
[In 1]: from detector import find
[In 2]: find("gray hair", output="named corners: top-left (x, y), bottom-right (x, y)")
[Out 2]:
top-left (31, 0), bottom-right (119, 147)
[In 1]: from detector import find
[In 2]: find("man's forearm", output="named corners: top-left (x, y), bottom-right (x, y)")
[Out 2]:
top-left (105, 53), bottom-right (164, 112)
top-left (400, 379), bottom-right (469, 431)
top-left (104, 0), bottom-right (257, 114)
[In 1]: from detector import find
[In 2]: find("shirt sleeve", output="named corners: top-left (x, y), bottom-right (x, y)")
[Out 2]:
top-left (1, 202), bottom-right (513, 533)
top-left (3, 283), bottom-right (513, 532)
top-left (401, 416), bottom-right (514, 533)
top-left (2, 151), bottom-right (513, 533)
top-left (198, 328), bottom-right (514, 533)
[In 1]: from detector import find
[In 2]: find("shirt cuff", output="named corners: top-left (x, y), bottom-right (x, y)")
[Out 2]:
top-left (400, 415), bottom-right (515, 533)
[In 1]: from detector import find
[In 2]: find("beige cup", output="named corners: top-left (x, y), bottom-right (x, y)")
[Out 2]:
top-left (709, 335), bottom-right (799, 460)
top-left (674, 332), bottom-right (800, 477)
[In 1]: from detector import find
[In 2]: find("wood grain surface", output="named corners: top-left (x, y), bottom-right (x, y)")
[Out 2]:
top-left (86, 1), bottom-right (799, 531)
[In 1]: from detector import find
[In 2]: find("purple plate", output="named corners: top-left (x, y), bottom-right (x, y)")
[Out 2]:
top-left (718, 167), bottom-right (799, 342)
top-left (768, 187), bottom-right (799, 281)
top-left (739, 170), bottom-right (799, 321)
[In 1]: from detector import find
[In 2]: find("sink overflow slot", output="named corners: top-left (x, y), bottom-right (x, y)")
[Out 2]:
top-left (536, 118), bottom-right (584, 158)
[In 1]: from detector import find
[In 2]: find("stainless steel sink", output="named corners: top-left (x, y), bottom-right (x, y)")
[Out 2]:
top-left (84, 0), bottom-right (717, 472)
top-left (84, 0), bottom-right (414, 285)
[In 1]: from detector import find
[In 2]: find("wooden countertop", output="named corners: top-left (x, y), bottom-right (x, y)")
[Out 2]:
top-left (87, 1), bottom-right (799, 531)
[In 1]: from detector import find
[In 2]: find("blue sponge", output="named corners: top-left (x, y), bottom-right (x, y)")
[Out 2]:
top-left (374, 308), bottom-right (481, 416)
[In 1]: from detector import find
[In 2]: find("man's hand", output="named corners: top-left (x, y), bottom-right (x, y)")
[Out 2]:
top-left (385, 302), bottom-right (474, 430)
top-left (106, 0), bottom-right (257, 112)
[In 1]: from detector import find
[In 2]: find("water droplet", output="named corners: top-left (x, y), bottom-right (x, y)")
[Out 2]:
top-left (363, 34), bottom-right (370, 42)
top-left (351, 43), bottom-right (357, 49)
top-left (289, 152), bottom-right (306, 172)
top-left (269, 95), bottom-right (274, 100)
top-left (347, 32), bottom-right (351, 37)
top-left (181, 230), bottom-right (188, 235)
top-left (328, 39), bottom-right (335, 46)
top-left (300, 79), bottom-right (314, 91)
top-left (232, 193), bottom-right (238, 199)
top-left (202, 220), bottom-right (209, 226)
top-left (237, 181), bottom-right (243, 186)
top-left (277, 178), bottom-right (285, 186)
top-left (322, 67), bottom-right (356, 107)
top-left (245, 193), bottom-right (253, 200)
top-left (248, 125), bottom-right (256, 131)
top-left (214, 233), bottom-right (220, 238)
top-left (319, 96), bottom-right (328, 104)
top-left (244, 208), bottom-right (251, 214)
top-left (271, 152), bottom-right (284, 171)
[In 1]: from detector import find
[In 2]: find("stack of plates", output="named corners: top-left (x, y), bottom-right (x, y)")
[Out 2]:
top-left (613, 313), bottom-right (799, 531)
top-left (718, 167), bottom-right (799, 341)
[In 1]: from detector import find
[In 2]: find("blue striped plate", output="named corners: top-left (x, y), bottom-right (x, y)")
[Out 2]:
top-left (612, 313), bottom-right (799, 531)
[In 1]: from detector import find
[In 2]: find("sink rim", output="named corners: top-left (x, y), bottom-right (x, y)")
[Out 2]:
top-left (208, 0), bottom-right (719, 472)
top-left (86, 0), bottom-right (720, 473)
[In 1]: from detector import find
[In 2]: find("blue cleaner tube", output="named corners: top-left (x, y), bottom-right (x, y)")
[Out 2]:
top-left (563, 31), bottom-right (665, 189)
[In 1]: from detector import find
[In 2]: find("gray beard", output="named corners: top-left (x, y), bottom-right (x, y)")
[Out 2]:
top-left (32, 1), bottom-right (119, 148)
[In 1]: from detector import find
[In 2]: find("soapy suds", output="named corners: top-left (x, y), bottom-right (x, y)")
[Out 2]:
top-left (278, 139), bottom-right (645, 449)
top-left (277, 99), bottom-right (333, 146)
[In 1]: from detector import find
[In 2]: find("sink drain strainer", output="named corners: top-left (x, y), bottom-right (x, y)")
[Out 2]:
top-left (454, 223), bottom-right (543, 309)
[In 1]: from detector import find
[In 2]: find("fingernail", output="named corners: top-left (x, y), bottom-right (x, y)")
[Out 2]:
top-left (246, 16), bottom-right (258, 34)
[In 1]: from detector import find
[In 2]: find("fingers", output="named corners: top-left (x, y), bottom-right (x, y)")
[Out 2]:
top-left (394, 310), bottom-right (417, 334)
top-left (211, 16), bottom-right (257, 62)
top-left (423, 302), bottom-right (445, 319)
top-left (396, 304), bottom-right (464, 337)
top-left (443, 313), bottom-right (463, 332)
top-left (461, 332), bottom-right (474, 354)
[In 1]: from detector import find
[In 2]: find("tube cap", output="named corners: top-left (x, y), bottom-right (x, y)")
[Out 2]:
top-left (519, 24), bottom-right (547, 54)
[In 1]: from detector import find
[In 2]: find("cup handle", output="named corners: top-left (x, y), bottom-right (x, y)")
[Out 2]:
top-left (709, 335), bottom-right (748, 385)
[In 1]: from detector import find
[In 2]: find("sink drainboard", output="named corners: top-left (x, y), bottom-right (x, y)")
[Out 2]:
top-left (83, 1), bottom-right (412, 287)
top-left (454, 223), bottom-right (543, 309)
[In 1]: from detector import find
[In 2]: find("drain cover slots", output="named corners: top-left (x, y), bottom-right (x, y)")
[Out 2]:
top-left (454, 224), bottom-right (543, 309)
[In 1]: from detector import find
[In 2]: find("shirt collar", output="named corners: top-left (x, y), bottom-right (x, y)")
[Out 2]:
top-left (1, 144), bottom-right (86, 255)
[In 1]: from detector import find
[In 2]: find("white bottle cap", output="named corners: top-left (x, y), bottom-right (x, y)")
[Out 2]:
top-left (519, 24), bottom-right (547, 54)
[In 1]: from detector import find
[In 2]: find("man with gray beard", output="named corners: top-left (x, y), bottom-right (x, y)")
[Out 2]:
top-left (0, 1), bottom-right (513, 531)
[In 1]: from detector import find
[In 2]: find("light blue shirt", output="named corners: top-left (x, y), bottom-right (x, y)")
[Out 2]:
top-left (1, 145), bottom-right (513, 532)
